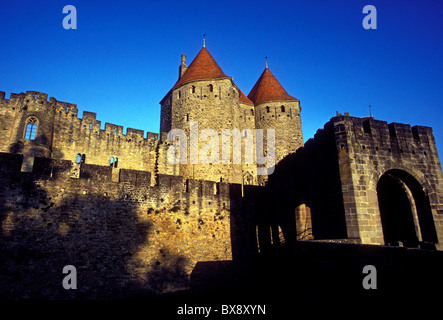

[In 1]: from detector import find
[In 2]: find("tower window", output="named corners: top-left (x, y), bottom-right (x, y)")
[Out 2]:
top-left (81, 154), bottom-right (86, 163)
top-left (251, 109), bottom-right (254, 116)
top-left (76, 154), bottom-right (81, 164)
top-left (281, 105), bottom-right (285, 112)
top-left (266, 106), bottom-right (270, 113)
top-left (208, 84), bottom-right (213, 92)
top-left (191, 86), bottom-right (196, 94)
top-left (178, 91), bottom-right (181, 99)
top-left (110, 157), bottom-right (118, 167)
top-left (24, 117), bottom-right (38, 140)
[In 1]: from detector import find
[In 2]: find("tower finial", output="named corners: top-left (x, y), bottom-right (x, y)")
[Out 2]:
top-left (265, 56), bottom-right (268, 69)
top-left (369, 105), bottom-right (373, 118)
top-left (203, 33), bottom-right (206, 48)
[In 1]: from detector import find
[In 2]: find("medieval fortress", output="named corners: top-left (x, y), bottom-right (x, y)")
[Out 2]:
top-left (1, 45), bottom-right (443, 298)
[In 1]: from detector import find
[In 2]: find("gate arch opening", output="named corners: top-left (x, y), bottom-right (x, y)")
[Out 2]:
top-left (376, 169), bottom-right (438, 248)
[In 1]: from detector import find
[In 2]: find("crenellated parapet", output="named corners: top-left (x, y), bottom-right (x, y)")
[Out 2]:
top-left (0, 90), bottom-right (162, 174)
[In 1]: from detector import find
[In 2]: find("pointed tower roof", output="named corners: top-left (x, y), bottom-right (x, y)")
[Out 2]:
top-left (172, 47), bottom-right (229, 89)
top-left (247, 67), bottom-right (299, 105)
top-left (238, 89), bottom-right (254, 104)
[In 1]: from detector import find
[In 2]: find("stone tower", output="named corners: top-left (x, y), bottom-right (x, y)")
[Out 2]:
top-left (160, 46), bottom-right (257, 184)
top-left (248, 66), bottom-right (303, 169)
top-left (0, 91), bottom-right (56, 171)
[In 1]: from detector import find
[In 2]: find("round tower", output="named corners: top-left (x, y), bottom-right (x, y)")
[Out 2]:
top-left (160, 46), bottom-right (250, 184)
top-left (248, 66), bottom-right (303, 166)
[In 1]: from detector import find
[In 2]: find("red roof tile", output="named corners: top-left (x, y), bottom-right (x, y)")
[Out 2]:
top-left (238, 88), bottom-right (254, 104)
top-left (247, 68), bottom-right (298, 104)
top-left (173, 47), bottom-right (229, 89)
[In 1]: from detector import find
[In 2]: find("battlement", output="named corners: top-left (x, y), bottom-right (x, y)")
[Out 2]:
top-left (326, 115), bottom-right (437, 156)
top-left (331, 114), bottom-right (434, 141)
top-left (1, 90), bottom-right (159, 141)
top-left (0, 90), bottom-right (50, 103)
top-left (0, 152), bottom-right (247, 205)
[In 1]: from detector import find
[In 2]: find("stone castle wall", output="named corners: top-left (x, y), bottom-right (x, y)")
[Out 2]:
top-left (0, 152), bottom-right (260, 298)
top-left (0, 90), bottom-right (180, 184)
top-left (161, 79), bottom-right (258, 185)
top-left (268, 114), bottom-right (443, 250)
top-left (333, 115), bottom-right (443, 246)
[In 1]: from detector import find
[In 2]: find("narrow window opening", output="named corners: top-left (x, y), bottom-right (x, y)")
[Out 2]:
top-left (266, 106), bottom-right (270, 113)
top-left (24, 117), bottom-right (38, 140)
top-left (281, 105), bottom-right (285, 112)
top-left (191, 86), bottom-right (196, 94)
top-left (114, 157), bottom-right (118, 168)
top-left (363, 120), bottom-right (372, 134)
top-left (208, 84), bottom-right (213, 92)
top-left (81, 154), bottom-right (86, 163)
top-left (251, 109), bottom-right (254, 116)
top-left (110, 157), bottom-right (114, 166)
top-left (90, 123), bottom-right (92, 130)
top-left (412, 127), bottom-right (420, 141)
top-left (76, 154), bottom-right (81, 164)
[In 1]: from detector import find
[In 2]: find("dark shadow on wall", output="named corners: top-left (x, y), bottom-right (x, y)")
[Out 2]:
top-left (8, 141), bottom-right (24, 154)
top-left (0, 154), bottom-right (188, 299)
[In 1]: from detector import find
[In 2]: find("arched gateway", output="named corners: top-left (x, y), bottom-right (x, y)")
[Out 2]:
top-left (377, 169), bottom-right (438, 248)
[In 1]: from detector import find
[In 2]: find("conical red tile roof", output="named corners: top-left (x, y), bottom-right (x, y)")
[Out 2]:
top-left (173, 47), bottom-right (229, 89)
top-left (238, 88), bottom-right (253, 104)
top-left (248, 68), bottom-right (298, 104)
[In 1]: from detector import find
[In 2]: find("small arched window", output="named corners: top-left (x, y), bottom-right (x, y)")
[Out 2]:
top-left (191, 86), bottom-right (196, 94)
top-left (81, 154), bottom-right (86, 163)
top-left (251, 109), bottom-right (254, 116)
top-left (114, 157), bottom-right (118, 168)
top-left (208, 84), bottom-right (213, 92)
top-left (281, 105), bottom-right (285, 112)
top-left (110, 157), bottom-right (114, 166)
top-left (266, 106), bottom-right (270, 113)
top-left (24, 117), bottom-right (38, 140)
top-left (76, 154), bottom-right (81, 164)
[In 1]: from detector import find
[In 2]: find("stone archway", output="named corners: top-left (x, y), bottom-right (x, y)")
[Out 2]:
top-left (377, 169), bottom-right (438, 248)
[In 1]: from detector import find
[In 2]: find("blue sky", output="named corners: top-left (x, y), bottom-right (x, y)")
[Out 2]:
top-left (1, 0), bottom-right (442, 155)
